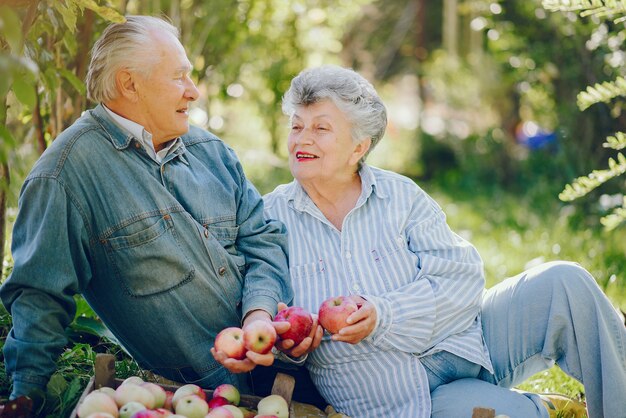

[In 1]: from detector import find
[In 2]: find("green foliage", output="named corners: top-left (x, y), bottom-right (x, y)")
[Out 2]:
top-left (544, 0), bottom-right (626, 230)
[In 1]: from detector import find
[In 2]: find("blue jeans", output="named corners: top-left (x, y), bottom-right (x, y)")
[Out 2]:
top-left (424, 261), bottom-right (626, 418)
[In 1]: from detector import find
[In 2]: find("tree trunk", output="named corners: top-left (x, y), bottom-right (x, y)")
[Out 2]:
top-left (443, 0), bottom-right (458, 56)
top-left (0, 163), bottom-right (9, 275)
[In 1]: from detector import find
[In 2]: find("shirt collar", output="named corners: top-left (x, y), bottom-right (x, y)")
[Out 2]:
top-left (288, 164), bottom-right (387, 212)
top-left (98, 104), bottom-right (182, 163)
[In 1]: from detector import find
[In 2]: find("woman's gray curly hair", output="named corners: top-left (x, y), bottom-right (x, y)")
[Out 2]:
top-left (282, 65), bottom-right (387, 163)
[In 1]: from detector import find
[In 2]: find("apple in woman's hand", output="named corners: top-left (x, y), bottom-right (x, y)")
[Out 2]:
top-left (318, 296), bottom-right (359, 334)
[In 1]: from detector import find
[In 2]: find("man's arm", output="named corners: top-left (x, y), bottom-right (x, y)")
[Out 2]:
top-left (0, 177), bottom-right (90, 399)
top-left (229, 150), bottom-right (293, 320)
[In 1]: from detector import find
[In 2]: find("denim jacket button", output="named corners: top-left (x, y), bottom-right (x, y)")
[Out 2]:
top-left (218, 266), bottom-right (227, 276)
top-left (204, 229), bottom-right (209, 238)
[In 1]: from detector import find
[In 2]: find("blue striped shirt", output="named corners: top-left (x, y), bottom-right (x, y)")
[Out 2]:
top-left (264, 165), bottom-right (493, 418)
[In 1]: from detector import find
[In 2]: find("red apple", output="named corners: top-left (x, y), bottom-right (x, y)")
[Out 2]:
top-left (243, 320), bottom-right (277, 354)
top-left (318, 296), bottom-right (359, 334)
top-left (213, 383), bottom-right (240, 406)
top-left (274, 306), bottom-right (313, 345)
top-left (214, 327), bottom-right (247, 360)
top-left (208, 396), bottom-right (230, 408)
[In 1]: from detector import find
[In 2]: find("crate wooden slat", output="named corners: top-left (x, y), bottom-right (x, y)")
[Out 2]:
top-left (70, 353), bottom-right (296, 417)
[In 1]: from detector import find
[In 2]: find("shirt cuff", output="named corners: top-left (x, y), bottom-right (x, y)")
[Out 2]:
top-left (271, 347), bottom-right (308, 365)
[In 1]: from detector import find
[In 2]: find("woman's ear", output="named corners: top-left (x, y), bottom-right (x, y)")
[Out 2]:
top-left (115, 69), bottom-right (139, 101)
top-left (349, 138), bottom-right (372, 166)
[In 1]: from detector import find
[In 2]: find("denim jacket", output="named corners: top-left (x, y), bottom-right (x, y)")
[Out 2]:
top-left (0, 104), bottom-right (293, 398)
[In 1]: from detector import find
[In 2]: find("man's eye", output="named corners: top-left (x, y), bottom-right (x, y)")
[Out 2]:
top-left (291, 126), bottom-right (302, 131)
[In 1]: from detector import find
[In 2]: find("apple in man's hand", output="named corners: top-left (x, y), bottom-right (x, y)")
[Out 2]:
top-left (243, 320), bottom-right (277, 354)
top-left (274, 306), bottom-right (314, 345)
top-left (214, 327), bottom-right (247, 360)
top-left (318, 295), bottom-right (360, 334)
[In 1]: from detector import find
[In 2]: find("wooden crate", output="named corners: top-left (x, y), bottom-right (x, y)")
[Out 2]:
top-left (69, 353), bottom-right (296, 417)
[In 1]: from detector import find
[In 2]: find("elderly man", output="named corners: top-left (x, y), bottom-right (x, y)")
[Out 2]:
top-left (1, 15), bottom-right (292, 400)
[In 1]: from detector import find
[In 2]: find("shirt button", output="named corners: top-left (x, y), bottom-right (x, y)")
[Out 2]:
top-left (352, 284), bottom-right (361, 292)
top-left (218, 266), bottom-right (227, 276)
top-left (345, 251), bottom-right (352, 259)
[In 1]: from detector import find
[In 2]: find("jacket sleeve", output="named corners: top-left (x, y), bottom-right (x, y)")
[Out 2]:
top-left (0, 177), bottom-right (90, 399)
top-left (228, 150), bottom-right (293, 319)
top-left (363, 193), bottom-right (485, 354)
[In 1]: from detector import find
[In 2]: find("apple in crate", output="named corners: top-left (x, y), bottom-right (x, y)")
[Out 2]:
top-left (213, 383), bottom-right (240, 406)
top-left (208, 396), bottom-right (230, 409)
top-left (205, 406), bottom-right (235, 417)
top-left (140, 382), bottom-right (166, 408)
top-left (214, 327), bottom-right (247, 359)
top-left (243, 320), bottom-right (277, 354)
top-left (318, 295), bottom-right (359, 334)
top-left (118, 401), bottom-right (145, 418)
top-left (274, 306), bottom-right (313, 345)
top-left (238, 406), bottom-right (256, 418)
top-left (222, 404), bottom-right (245, 418)
top-left (171, 383), bottom-right (206, 408)
top-left (77, 391), bottom-right (119, 417)
top-left (114, 383), bottom-right (155, 409)
top-left (256, 394), bottom-right (288, 418)
top-left (174, 394), bottom-right (209, 418)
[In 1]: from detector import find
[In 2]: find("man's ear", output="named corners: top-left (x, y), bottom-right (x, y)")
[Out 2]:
top-left (349, 138), bottom-right (372, 166)
top-left (115, 69), bottom-right (139, 101)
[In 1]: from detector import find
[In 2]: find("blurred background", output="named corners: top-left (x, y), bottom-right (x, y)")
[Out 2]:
top-left (0, 0), bottom-right (625, 414)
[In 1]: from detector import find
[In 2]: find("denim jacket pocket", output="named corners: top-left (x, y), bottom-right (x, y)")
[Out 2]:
top-left (103, 213), bottom-right (195, 297)
top-left (206, 224), bottom-right (246, 275)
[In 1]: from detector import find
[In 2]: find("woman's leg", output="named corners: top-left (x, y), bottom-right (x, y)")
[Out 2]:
top-left (430, 378), bottom-right (547, 418)
top-left (480, 261), bottom-right (626, 418)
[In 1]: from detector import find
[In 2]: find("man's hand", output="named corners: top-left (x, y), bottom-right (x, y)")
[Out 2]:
top-left (274, 302), bottom-right (323, 358)
top-left (211, 309), bottom-right (276, 373)
top-left (330, 296), bottom-right (376, 344)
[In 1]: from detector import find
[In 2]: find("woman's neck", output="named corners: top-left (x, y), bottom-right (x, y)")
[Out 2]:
top-left (301, 172), bottom-right (362, 231)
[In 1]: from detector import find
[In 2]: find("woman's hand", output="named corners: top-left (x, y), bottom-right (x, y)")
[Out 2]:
top-left (274, 302), bottom-right (324, 358)
top-left (330, 296), bottom-right (377, 344)
top-left (210, 309), bottom-right (276, 373)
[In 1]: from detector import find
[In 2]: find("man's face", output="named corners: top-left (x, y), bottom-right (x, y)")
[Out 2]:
top-left (133, 31), bottom-right (199, 149)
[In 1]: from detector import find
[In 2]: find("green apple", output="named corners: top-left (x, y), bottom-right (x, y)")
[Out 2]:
top-left (174, 394), bottom-right (209, 418)
top-left (77, 391), bottom-right (119, 417)
top-left (256, 394), bottom-right (288, 418)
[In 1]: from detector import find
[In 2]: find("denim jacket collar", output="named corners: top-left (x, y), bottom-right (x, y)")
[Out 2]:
top-left (88, 104), bottom-right (188, 165)
top-left (88, 104), bottom-right (136, 151)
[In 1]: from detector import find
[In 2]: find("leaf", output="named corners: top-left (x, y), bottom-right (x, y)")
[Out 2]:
top-left (59, 68), bottom-right (85, 95)
top-left (46, 373), bottom-right (68, 399)
top-left (52, 1), bottom-right (78, 33)
top-left (0, 5), bottom-right (23, 53)
top-left (74, 0), bottom-right (125, 23)
top-left (71, 316), bottom-right (120, 345)
top-left (11, 78), bottom-right (36, 109)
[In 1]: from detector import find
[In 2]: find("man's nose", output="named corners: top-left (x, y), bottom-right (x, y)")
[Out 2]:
top-left (185, 79), bottom-right (200, 101)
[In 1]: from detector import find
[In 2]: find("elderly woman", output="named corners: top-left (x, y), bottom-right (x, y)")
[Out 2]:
top-left (262, 65), bottom-right (626, 418)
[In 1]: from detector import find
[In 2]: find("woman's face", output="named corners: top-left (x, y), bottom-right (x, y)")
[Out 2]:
top-left (287, 99), bottom-right (368, 185)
